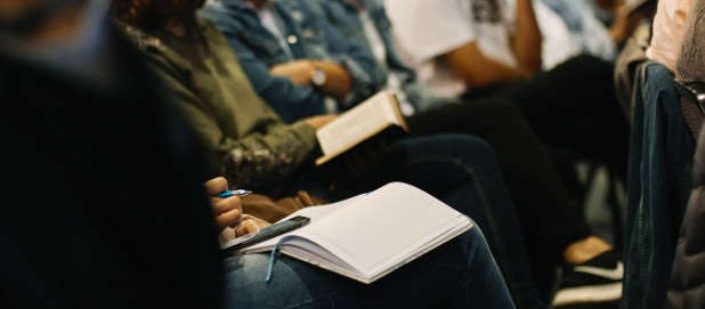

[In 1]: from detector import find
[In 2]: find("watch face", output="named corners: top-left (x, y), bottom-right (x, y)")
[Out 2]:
top-left (312, 68), bottom-right (327, 86)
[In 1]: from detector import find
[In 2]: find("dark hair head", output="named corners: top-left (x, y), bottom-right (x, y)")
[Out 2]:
top-left (110, 0), bottom-right (204, 32)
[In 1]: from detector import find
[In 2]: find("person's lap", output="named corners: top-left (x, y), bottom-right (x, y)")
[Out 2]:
top-left (222, 226), bottom-right (515, 309)
top-left (284, 133), bottom-right (542, 308)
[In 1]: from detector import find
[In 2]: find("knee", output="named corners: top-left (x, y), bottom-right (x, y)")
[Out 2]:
top-left (480, 99), bottom-right (526, 123)
top-left (434, 134), bottom-right (499, 169)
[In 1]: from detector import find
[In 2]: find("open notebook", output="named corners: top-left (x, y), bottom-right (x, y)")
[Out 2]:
top-left (238, 182), bottom-right (473, 284)
top-left (316, 91), bottom-right (408, 165)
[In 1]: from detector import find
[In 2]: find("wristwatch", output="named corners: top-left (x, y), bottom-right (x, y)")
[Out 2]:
top-left (311, 66), bottom-right (327, 87)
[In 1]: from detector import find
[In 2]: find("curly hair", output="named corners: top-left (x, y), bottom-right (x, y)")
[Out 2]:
top-left (110, 0), bottom-right (204, 31)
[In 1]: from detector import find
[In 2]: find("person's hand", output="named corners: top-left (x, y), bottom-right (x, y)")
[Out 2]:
top-left (235, 215), bottom-right (271, 237)
top-left (270, 60), bottom-right (315, 86)
top-left (204, 177), bottom-right (242, 231)
top-left (304, 114), bottom-right (338, 129)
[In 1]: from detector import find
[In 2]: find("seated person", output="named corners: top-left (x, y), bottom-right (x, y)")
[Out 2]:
top-left (205, 0), bottom-right (623, 304)
top-left (385, 0), bottom-right (630, 180)
top-left (1, 1), bottom-right (516, 307)
top-left (1, 0), bottom-right (223, 307)
top-left (111, 0), bottom-right (541, 307)
top-left (206, 177), bottom-right (516, 308)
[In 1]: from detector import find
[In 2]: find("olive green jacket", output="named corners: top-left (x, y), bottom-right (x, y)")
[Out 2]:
top-left (120, 21), bottom-right (319, 191)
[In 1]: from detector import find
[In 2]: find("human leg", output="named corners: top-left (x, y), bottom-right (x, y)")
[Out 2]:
top-left (494, 55), bottom-right (629, 177)
top-left (407, 99), bottom-right (595, 295)
top-left (223, 226), bottom-right (515, 309)
top-left (368, 134), bottom-right (544, 308)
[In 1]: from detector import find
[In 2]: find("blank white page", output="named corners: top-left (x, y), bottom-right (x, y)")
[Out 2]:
top-left (299, 182), bottom-right (473, 277)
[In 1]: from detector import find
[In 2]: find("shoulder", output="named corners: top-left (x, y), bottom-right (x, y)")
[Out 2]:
top-left (114, 20), bottom-right (166, 54)
top-left (200, 0), bottom-right (252, 33)
top-left (113, 20), bottom-right (192, 80)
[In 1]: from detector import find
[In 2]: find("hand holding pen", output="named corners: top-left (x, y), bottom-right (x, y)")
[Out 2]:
top-left (204, 177), bottom-right (251, 231)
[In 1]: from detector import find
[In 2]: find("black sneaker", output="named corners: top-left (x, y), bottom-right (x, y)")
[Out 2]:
top-left (553, 250), bottom-right (623, 308)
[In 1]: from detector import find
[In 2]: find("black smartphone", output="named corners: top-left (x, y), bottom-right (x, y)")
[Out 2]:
top-left (221, 216), bottom-right (310, 255)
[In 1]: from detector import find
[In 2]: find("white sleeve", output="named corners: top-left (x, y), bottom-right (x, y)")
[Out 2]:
top-left (384, 0), bottom-right (477, 64)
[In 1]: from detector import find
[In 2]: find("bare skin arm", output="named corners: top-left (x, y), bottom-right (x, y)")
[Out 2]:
top-left (443, 42), bottom-right (528, 89)
top-left (270, 60), bottom-right (352, 98)
top-left (440, 0), bottom-right (542, 90)
top-left (511, 0), bottom-right (542, 73)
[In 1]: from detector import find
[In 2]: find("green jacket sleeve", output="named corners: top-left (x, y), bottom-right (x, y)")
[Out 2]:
top-left (145, 52), bottom-right (319, 190)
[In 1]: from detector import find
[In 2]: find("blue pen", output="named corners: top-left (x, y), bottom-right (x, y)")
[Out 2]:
top-left (217, 189), bottom-right (253, 198)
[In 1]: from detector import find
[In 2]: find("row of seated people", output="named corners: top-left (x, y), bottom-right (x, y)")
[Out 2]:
top-left (4, 0), bottom-right (632, 308)
top-left (118, 1), bottom-right (627, 307)
top-left (7, 0), bottom-right (705, 308)
top-left (114, 0), bottom-right (634, 307)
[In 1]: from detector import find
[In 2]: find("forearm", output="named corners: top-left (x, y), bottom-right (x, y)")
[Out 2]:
top-left (444, 43), bottom-right (528, 90)
top-left (269, 60), bottom-right (352, 98)
top-left (311, 60), bottom-right (352, 98)
top-left (221, 121), bottom-right (319, 190)
top-left (511, 0), bottom-right (542, 74)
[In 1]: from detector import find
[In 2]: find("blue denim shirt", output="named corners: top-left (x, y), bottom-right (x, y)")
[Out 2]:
top-left (316, 0), bottom-right (456, 114)
top-left (200, 0), bottom-right (379, 123)
top-left (317, 0), bottom-right (414, 89)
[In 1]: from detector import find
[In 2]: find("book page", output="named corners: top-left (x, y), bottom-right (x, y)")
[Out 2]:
top-left (316, 91), bottom-right (402, 158)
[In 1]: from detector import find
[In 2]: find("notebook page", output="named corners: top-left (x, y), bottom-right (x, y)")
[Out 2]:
top-left (366, 216), bottom-right (472, 282)
top-left (241, 195), bottom-right (363, 252)
top-left (297, 182), bottom-right (473, 278)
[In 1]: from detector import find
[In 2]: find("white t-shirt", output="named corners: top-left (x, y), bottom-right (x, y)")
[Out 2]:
top-left (384, 0), bottom-right (517, 97)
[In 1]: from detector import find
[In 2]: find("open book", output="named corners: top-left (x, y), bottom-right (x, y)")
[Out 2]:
top-left (238, 182), bottom-right (474, 284)
top-left (316, 91), bottom-right (408, 165)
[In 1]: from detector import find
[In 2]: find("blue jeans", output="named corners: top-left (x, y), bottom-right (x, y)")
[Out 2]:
top-left (623, 63), bottom-right (694, 309)
top-left (223, 226), bottom-right (515, 308)
top-left (284, 134), bottom-right (543, 308)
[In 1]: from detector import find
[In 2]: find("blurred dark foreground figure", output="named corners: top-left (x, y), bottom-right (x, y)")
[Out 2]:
top-left (0, 1), bottom-right (516, 308)
top-left (0, 0), bottom-right (224, 308)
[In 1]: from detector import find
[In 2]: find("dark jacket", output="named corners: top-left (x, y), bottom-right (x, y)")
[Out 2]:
top-left (666, 121), bottom-right (705, 309)
top-left (0, 28), bottom-right (222, 309)
top-left (666, 2), bottom-right (705, 307)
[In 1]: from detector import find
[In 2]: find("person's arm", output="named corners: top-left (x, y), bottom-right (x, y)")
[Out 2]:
top-left (145, 53), bottom-right (320, 190)
top-left (443, 42), bottom-right (529, 89)
top-left (269, 59), bottom-right (352, 98)
top-left (443, 0), bottom-right (541, 88)
top-left (301, 0), bottom-right (381, 107)
top-left (510, 0), bottom-right (542, 74)
top-left (197, 8), bottom-right (330, 122)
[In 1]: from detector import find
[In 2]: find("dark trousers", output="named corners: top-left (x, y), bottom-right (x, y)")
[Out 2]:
top-left (408, 98), bottom-right (591, 299)
top-left (489, 55), bottom-right (629, 177)
top-left (409, 54), bottom-right (629, 298)
top-left (289, 134), bottom-right (545, 308)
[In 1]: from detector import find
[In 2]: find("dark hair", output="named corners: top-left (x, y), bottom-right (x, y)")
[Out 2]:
top-left (110, 0), bottom-right (204, 32)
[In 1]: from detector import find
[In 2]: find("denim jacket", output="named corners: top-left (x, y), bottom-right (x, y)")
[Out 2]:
top-left (317, 0), bottom-right (414, 89)
top-left (316, 0), bottom-right (455, 113)
top-left (200, 0), bottom-right (379, 123)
